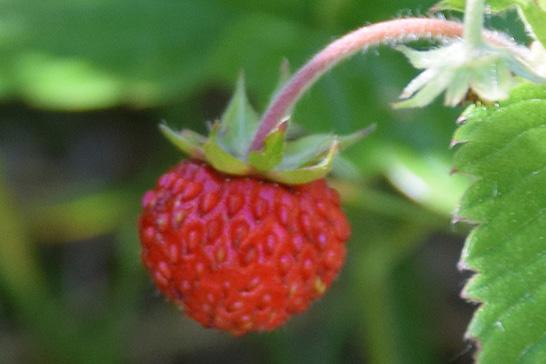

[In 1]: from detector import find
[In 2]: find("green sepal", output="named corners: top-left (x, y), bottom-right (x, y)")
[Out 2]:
top-left (248, 120), bottom-right (287, 172)
top-left (280, 134), bottom-right (333, 170)
top-left (159, 66), bottom-right (374, 185)
top-left (266, 140), bottom-right (339, 184)
top-left (279, 125), bottom-right (374, 170)
top-left (159, 123), bottom-right (205, 158)
top-left (338, 124), bottom-right (376, 149)
top-left (218, 74), bottom-right (259, 158)
top-left (203, 123), bottom-right (252, 175)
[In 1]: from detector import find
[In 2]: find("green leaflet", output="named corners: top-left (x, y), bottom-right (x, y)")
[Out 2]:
top-left (454, 82), bottom-right (546, 363)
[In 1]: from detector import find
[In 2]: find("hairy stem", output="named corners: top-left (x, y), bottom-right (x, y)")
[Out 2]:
top-left (464, 0), bottom-right (486, 47)
top-left (250, 17), bottom-right (518, 151)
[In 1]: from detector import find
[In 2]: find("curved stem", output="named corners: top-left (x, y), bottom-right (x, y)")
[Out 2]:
top-left (250, 17), bottom-right (517, 151)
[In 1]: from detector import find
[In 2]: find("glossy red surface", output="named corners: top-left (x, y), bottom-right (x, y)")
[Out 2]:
top-left (139, 160), bottom-right (350, 335)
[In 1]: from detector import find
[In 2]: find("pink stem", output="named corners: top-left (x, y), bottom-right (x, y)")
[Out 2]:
top-left (250, 17), bottom-right (517, 151)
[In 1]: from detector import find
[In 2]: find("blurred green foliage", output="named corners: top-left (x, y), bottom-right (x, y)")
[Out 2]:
top-left (1, 0), bottom-right (522, 363)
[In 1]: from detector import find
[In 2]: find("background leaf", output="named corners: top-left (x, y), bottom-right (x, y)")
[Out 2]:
top-left (432, 0), bottom-right (546, 47)
top-left (432, 0), bottom-right (520, 12)
top-left (519, 1), bottom-right (546, 46)
top-left (0, 0), bottom-right (234, 109)
top-left (453, 82), bottom-right (546, 363)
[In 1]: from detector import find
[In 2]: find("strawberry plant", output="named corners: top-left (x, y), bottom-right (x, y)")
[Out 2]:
top-left (1, 1), bottom-right (546, 363)
top-left (138, 0), bottom-right (546, 362)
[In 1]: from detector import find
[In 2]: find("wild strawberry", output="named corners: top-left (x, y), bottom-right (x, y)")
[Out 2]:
top-left (139, 75), bottom-right (372, 335)
top-left (139, 160), bottom-right (350, 335)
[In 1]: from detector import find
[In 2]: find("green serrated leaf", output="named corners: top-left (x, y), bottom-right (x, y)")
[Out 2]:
top-left (248, 123), bottom-right (286, 172)
top-left (203, 126), bottom-right (251, 176)
top-left (266, 141), bottom-right (339, 184)
top-left (454, 82), bottom-right (546, 363)
top-left (219, 74), bottom-right (260, 158)
top-left (159, 124), bottom-right (205, 158)
top-left (451, 105), bottom-right (489, 145)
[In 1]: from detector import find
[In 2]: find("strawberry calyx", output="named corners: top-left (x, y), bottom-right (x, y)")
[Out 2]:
top-left (160, 72), bottom-right (374, 185)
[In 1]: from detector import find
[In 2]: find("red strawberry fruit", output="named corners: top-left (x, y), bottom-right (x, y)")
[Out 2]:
top-left (139, 76), bottom-right (371, 335)
top-left (140, 160), bottom-right (350, 335)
